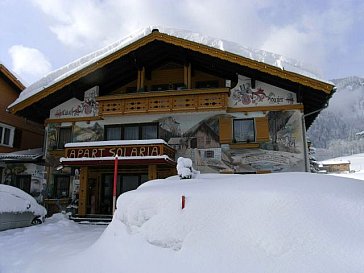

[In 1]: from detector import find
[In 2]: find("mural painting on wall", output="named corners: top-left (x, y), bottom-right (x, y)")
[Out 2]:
top-left (224, 110), bottom-right (304, 172)
top-left (48, 109), bottom-right (304, 173)
top-left (73, 122), bottom-right (103, 142)
top-left (3, 163), bottom-right (46, 202)
top-left (47, 123), bottom-right (58, 151)
top-left (230, 75), bottom-right (296, 107)
top-left (156, 110), bottom-right (304, 173)
top-left (157, 115), bottom-right (225, 173)
top-left (47, 122), bottom-right (103, 151)
top-left (50, 86), bottom-right (99, 119)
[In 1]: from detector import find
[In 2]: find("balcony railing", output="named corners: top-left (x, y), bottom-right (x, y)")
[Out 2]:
top-left (97, 88), bottom-right (229, 116)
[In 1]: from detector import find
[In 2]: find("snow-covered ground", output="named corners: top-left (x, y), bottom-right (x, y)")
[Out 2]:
top-left (1, 171), bottom-right (364, 273)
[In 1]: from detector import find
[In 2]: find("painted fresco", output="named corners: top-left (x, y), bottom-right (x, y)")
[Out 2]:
top-left (72, 122), bottom-right (103, 142)
top-left (154, 111), bottom-right (304, 173)
top-left (49, 86), bottom-right (99, 119)
top-left (47, 123), bottom-right (58, 151)
top-left (46, 109), bottom-right (305, 173)
top-left (2, 163), bottom-right (46, 202)
top-left (229, 75), bottom-right (297, 107)
top-left (46, 122), bottom-right (103, 151)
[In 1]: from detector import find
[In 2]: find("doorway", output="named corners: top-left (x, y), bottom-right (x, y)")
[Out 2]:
top-left (99, 174), bottom-right (148, 215)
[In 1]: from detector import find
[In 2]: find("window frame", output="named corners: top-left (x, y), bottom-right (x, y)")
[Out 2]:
top-left (53, 175), bottom-right (71, 198)
top-left (204, 150), bottom-right (215, 158)
top-left (0, 123), bottom-right (15, 147)
top-left (104, 123), bottom-right (159, 141)
top-left (57, 127), bottom-right (73, 149)
top-left (233, 118), bottom-right (256, 143)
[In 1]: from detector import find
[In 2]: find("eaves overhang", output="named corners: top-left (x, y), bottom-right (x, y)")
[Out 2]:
top-left (8, 30), bottom-right (335, 117)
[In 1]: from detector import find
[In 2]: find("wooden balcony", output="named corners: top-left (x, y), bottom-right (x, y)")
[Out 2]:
top-left (97, 88), bottom-right (229, 117)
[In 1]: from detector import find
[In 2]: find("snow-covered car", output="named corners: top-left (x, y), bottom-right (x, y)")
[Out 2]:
top-left (0, 184), bottom-right (47, 231)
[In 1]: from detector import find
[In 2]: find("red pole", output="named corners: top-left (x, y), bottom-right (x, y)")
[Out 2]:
top-left (112, 155), bottom-right (118, 214)
top-left (181, 195), bottom-right (186, 209)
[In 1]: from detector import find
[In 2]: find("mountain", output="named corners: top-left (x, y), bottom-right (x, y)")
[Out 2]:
top-left (307, 76), bottom-right (364, 160)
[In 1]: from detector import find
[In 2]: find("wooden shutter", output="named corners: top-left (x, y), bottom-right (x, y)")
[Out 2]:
top-left (219, 116), bottom-right (232, 144)
top-left (255, 116), bottom-right (269, 142)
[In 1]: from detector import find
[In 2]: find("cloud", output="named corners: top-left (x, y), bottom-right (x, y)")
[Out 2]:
top-left (29, 0), bottom-right (363, 80)
top-left (8, 45), bottom-right (52, 84)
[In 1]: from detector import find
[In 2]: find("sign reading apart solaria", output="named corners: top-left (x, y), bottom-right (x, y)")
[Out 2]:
top-left (65, 145), bottom-right (162, 159)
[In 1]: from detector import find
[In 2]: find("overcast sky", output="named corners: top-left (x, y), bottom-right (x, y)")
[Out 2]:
top-left (0, 0), bottom-right (363, 86)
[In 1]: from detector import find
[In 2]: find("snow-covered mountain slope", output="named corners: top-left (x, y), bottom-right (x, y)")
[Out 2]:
top-left (308, 76), bottom-right (364, 158)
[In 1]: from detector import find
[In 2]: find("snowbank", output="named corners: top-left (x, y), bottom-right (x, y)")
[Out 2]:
top-left (47, 172), bottom-right (364, 273)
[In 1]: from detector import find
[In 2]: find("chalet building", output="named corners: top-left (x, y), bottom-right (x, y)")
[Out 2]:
top-left (0, 64), bottom-right (45, 200)
top-left (7, 27), bottom-right (335, 216)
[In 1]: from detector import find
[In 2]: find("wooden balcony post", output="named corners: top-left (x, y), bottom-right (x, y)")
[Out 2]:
top-left (148, 165), bottom-right (157, 181)
top-left (184, 63), bottom-right (191, 89)
top-left (78, 166), bottom-right (88, 215)
top-left (137, 70), bottom-right (141, 90)
top-left (184, 64), bottom-right (188, 87)
top-left (140, 67), bottom-right (145, 90)
top-left (187, 63), bottom-right (191, 89)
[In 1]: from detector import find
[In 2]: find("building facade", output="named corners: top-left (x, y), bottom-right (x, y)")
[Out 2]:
top-left (7, 28), bottom-right (335, 216)
top-left (0, 64), bottom-right (45, 200)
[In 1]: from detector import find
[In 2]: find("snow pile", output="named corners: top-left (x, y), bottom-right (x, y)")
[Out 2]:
top-left (8, 26), bottom-right (329, 109)
top-left (40, 172), bottom-right (364, 273)
top-left (0, 213), bottom-right (105, 273)
top-left (0, 184), bottom-right (46, 217)
top-left (176, 157), bottom-right (200, 179)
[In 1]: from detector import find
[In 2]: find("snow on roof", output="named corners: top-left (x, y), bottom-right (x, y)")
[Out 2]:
top-left (60, 155), bottom-right (171, 163)
top-left (64, 139), bottom-right (168, 148)
top-left (0, 148), bottom-right (43, 161)
top-left (320, 159), bottom-right (351, 165)
top-left (8, 26), bottom-right (331, 110)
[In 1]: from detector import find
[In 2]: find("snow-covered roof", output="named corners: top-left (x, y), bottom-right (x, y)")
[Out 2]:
top-left (64, 139), bottom-right (168, 148)
top-left (60, 155), bottom-right (171, 163)
top-left (0, 148), bottom-right (43, 161)
top-left (320, 159), bottom-right (350, 165)
top-left (0, 63), bottom-right (25, 92)
top-left (8, 26), bottom-right (332, 110)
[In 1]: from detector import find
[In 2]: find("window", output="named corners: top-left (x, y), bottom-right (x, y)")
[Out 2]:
top-left (204, 150), bottom-right (215, 158)
top-left (57, 127), bottom-right (72, 149)
top-left (0, 123), bottom-right (15, 147)
top-left (233, 119), bottom-right (255, 142)
top-left (54, 175), bottom-right (70, 198)
top-left (15, 175), bottom-right (31, 193)
top-left (124, 126), bottom-right (139, 140)
top-left (104, 123), bottom-right (158, 141)
top-left (142, 125), bottom-right (158, 139)
top-left (105, 126), bottom-right (121, 140)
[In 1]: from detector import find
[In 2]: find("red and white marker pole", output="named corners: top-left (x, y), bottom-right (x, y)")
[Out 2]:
top-left (112, 155), bottom-right (118, 214)
top-left (181, 195), bottom-right (186, 209)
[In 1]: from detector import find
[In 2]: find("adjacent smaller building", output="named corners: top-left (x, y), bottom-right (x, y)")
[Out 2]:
top-left (0, 64), bottom-right (45, 201)
top-left (319, 159), bottom-right (351, 173)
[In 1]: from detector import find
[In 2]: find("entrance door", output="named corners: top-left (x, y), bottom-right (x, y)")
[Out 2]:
top-left (87, 175), bottom-right (100, 214)
top-left (99, 174), bottom-right (148, 215)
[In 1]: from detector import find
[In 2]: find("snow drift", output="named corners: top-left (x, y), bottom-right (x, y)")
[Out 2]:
top-left (53, 172), bottom-right (364, 273)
